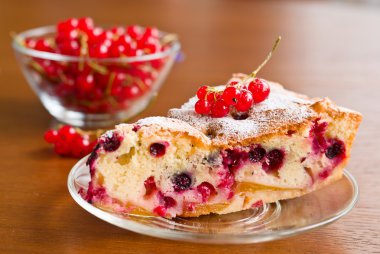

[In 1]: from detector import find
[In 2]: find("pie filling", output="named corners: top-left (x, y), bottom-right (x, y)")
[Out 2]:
top-left (84, 119), bottom-right (346, 217)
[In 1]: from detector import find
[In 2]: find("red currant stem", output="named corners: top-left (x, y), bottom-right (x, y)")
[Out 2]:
top-left (78, 99), bottom-right (92, 106)
top-left (124, 74), bottom-right (134, 84)
top-left (79, 33), bottom-right (89, 71)
top-left (79, 33), bottom-right (88, 55)
top-left (135, 78), bottom-right (148, 91)
top-left (46, 37), bottom-right (56, 50)
top-left (203, 90), bottom-right (209, 100)
top-left (29, 61), bottom-right (45, 74)
top-left (88, 61), bottom-right (109, 75)
top-left (206, 87), bottom-right (222, 93)
top-left (160, 33), bottom-right (178, 46)
top-left (214, 91), bottom-right (221, 101)
top-left (203, 87), bottom-right (222, 101)
top-left (10, 32), bottom-right (25, 47)
top-left (108, 96), bottom-right (119, 108)
top-left (57, 70), bottom-right (67, 83)
top-left (112, 33), bottom-right (120, 41)
top-left (249, 36), bottom-right (281, 78)
top-left (105, 72), bottom-right (116, 96)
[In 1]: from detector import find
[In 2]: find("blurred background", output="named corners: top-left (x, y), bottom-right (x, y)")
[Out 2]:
top-left (1, 0), bottom-right (379, 120)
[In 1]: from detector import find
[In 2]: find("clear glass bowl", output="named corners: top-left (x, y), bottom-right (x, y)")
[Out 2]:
top-left (68, 155), bottom-right (359, 244)
top-left (12, 26), bottom-right (181, 128)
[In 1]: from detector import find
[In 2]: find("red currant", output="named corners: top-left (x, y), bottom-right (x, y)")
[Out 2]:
top-left (56, 29), bottom-right (79, 44)
top-left (205, 92), bottom-right (215, 102)
top-left (196, 86), bottom-right (208, 100)
top-left (89, 43), bottom-right (109, 58)
top-left (25, 38), bottom-right (37, 49)
top-left (111, 26), bottom-right (125, 36)
top-left (153, 206), bottom-right (166, 217)
top-left (57, 18), bottom-right (78, 34)
top-left (121, 84), bottom-right (141, 99)
top-left (117, 34), bottom-right (132, 46)
top-left (44, 129), bottom-right (58, 143)
top-left (58, 40), bottom-right (80, 56)
top-left (248, 78), bottom-right (270, 103)
top-left (77, 73), bottom-right (95, 93)
top-left (235, 90), bottom-right (253, 112)
top-left (112, 71), bottom-right (127, 87)
top-left (45, 125), bottom-right (98, 158)
top-left (110, 43), bottom-right (127, 57)
top-left (144, 41), bottom-right (161, 54)
top-left (143, 27), bottom-right (159, 39)
top-left (206, 91), bottom-right (222, 102)
top-left (87, 27), bottom-right (104, 44)
top-left (197, 182), bottom-right (216, 202)
top-left (72, 134), bottom-right (91, 157)
top-left (195, 99), bottom-right (211, 115)
top-left (103, 39), bottom-right (112, 48)
top-left (58, 125), bottom-right (76, 141)
top-left (35, 39), bottom-right (54, 52)
top-left (54, 140), bottom-right (70, 155)
top-left (90, 88), bottom-right (104, 100)
top-left (126, 25), bottom-right (141, 39)
top-left (211, 99), bottom-right (229, 117)
top-left (77, 17), bottom-right (94, 32)
top-left (222, 86), bottom-right (240, 106)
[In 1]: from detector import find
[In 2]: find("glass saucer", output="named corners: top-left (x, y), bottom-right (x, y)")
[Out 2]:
top-left (67, 156), bottom-right (359, 244)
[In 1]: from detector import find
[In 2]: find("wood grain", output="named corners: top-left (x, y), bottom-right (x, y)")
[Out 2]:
top-left (0, 0), bottom-right (379, 253)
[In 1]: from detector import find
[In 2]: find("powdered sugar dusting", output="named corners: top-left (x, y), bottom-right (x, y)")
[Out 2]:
top-left (134, 116), bottom-right (210, 144)
top-left (168, 81), bottom-right (317, 146)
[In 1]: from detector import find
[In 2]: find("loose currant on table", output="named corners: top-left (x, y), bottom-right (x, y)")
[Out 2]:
top-left (194, 36), bottom-right (281, 117)
top-left (44, 125), bottom-right (99, 158)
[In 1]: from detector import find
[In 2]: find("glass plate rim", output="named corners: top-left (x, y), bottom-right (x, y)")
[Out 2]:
top-left (67, 155), bottom-right (359, 244)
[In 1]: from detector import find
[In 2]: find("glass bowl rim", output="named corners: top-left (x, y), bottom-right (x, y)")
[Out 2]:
top-left (12, 25), bottom-right (181, 63)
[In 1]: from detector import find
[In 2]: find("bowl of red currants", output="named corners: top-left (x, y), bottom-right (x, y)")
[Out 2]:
top-left (12, 17), bottom-right (181, 128)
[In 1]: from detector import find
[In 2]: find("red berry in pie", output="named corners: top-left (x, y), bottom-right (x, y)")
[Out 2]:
top-left (149, 142), bottom-right (168, 157)
top-left (172, 173), bottom-right (192, 192)
top-left (325, 139), bottom-right (345, 159)
top-left (197, 182), bottom-right (216, 202)
top-left (101, 133), bottom-right (122, 152)
top-left (144, 176), bottom-right (157, 196)
top-left (82, 37), bottom-right (361, 219)
top-left (248, 146), bottom-right (266, 162)
top-left (263, 149), bottom-right (284, 172)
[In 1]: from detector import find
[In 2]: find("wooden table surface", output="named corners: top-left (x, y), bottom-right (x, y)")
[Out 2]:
top-left (1, 0), bottom-right (379, 253)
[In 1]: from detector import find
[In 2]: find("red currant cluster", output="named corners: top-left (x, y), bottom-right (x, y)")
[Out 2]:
top-left (23, 17), bottom-right (173, 113)
top-left (44, 125), bottom-right (98, 158)
top-left (194, 36), bottom-right (282, 118)
top-left (194, 78), bottom-right (270, 117)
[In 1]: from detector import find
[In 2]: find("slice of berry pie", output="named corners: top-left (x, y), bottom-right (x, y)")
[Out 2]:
top-left (83, 38), bottom-right (361, 218)
top-left (84, 77), bottom-right (361, 218)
